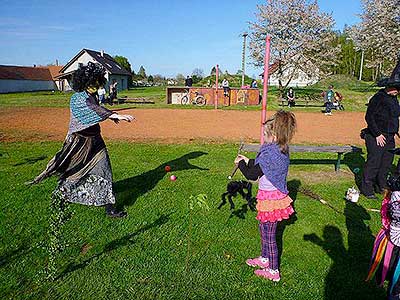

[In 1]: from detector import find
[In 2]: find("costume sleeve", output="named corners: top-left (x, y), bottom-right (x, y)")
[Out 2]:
top-left (86, 94), bottom-right (113, 121)
top-left (238, 159), bottom-right (263, 180)
top-left (365, 93), bottom-right (382, 137)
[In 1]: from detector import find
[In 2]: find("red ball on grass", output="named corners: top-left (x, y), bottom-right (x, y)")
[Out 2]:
top-left (165, 165), bottom-right (171, 172)
top-left (170, 175), bottom-right (177, 181)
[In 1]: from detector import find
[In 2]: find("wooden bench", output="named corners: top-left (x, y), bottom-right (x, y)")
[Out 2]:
top-left (240, 144), bottom-right (362, 172)
top-left (279, 94), bottom-right (323, 107)
top-left (117, 96), bottom-right (155, 105)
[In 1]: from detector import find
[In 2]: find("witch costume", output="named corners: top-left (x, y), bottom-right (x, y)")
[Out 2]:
top-left (31, 62), bottom-right (127, 217)
top-left (366, 173), bottom-right (400, 299)
top-left (361, 58), bottom-right (400, 199)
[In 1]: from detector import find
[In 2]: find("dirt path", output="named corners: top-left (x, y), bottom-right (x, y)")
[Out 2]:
top-left (0, 107), bottom-right (368, 145)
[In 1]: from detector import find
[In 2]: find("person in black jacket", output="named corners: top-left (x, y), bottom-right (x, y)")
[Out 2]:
top-left (361, 59), bottom-right (400, 199)
top-left (185, 76), bottom-right (193, 87)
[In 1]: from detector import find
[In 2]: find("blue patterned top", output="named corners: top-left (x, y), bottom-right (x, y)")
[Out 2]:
top-left (68, 91), bottom-right (113, 134)
top-left (255, 143), bottom-right (290, 194)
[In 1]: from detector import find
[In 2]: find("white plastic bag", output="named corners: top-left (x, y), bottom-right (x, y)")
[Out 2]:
top-left (346, 187), bottom-right (360, 203)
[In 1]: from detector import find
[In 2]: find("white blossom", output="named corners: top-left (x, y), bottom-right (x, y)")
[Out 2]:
top-left (249, 0), bottom-right (339, 90)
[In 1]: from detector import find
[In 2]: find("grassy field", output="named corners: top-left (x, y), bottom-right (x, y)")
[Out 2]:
top-left (0, 141), bottom-right (391, 299)
top-left (0, 75), bottom-right (379, 112)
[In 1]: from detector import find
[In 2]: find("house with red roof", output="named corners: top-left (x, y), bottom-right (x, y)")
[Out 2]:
top-left (0, 65), bottom-right (60, 93)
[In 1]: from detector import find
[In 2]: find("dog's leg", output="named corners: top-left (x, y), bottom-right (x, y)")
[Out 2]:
top-left (228, 194), bottom-right (235, 210)
top-left (218, 192), bottom-right (229, 209)
top-left (246, 184), bottom-right (256, 211)
top-left (238, 188), bottom-right (247, 199)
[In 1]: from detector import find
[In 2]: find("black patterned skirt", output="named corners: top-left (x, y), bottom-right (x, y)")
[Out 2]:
top-left (32, 133), bottom-right (115, 206)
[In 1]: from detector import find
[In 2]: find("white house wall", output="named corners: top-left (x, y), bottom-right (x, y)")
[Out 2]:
top-left (268, 66), bottom-right (319, 87)
top-left (55, 79), bottom-right (72, 92)
top-left (64, 52), bottom-right (97, 73)
top-left (0, 79), bottom-right (56, 93)
top-left (62, 52), bottom-right (129, 92)
top-left (107, 74), bottom-right (129, 92)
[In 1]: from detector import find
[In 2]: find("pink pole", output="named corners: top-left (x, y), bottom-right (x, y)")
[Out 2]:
top-left (260, 36), bottom-right (271, 144)
top-left (215, 64), bottom-right (219, 109)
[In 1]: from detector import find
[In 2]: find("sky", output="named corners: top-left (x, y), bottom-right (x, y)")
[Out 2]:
top-left (0, 0), bottom-right (362, 78)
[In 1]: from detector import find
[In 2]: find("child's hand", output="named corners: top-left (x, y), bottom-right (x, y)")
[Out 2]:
top-left (234, 154), bottom-right (249, 165)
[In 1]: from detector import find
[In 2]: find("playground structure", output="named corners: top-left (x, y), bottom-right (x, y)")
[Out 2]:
top-left (166, 87), bottom-right (260, 106)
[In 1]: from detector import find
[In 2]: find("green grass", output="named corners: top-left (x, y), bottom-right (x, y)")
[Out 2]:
top-left (0, 74), bottom-right (379, 112)
top-left (0, 141), bottom-right (391, 299)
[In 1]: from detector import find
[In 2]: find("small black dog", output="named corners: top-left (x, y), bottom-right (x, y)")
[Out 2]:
top-left (219, 180), bottom-right (256, 211)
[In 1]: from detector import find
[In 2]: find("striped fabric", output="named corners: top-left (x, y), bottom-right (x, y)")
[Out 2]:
top-left (259, 221), bottom-right (279, 270)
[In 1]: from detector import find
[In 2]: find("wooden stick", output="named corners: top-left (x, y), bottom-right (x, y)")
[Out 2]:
top-left (228, 141), bottom-right (244, 180)
top-left (228, 165), bottom-right (239, 180)
top-left (299, 187), bottom-right (342, 214)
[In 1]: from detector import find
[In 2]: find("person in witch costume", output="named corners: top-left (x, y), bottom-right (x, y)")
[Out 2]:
top-left (361, 58), bottom-right (400, 199)
top-left (29, 62), bottom-right (133, 218)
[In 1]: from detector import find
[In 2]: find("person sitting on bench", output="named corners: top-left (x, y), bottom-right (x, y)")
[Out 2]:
top-left (287, 88), bottom-right (295, 107)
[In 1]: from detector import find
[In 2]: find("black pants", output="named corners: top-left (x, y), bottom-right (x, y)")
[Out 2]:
top-left (361, 133), bottom-right (395, 195)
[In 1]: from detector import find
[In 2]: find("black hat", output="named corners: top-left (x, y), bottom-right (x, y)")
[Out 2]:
top-left (377, 58), bottom-right (400, 88)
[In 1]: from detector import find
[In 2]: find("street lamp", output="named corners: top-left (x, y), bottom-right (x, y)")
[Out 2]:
top-left (241, 32), bottom-right (248, 87)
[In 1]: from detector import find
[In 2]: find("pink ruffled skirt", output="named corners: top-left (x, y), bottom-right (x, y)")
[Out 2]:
top-left (256, 189), bottom-right (294, 223)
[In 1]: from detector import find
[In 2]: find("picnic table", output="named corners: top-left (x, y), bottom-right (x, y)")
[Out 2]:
top-left (240, 144), bottom-right (362, 172)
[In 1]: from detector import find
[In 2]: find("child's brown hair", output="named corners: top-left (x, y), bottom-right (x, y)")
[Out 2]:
top-left (263, 110), bottom-right (297, 153)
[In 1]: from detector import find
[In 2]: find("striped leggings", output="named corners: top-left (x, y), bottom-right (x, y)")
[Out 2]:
top-left (259, 221), bottom-right (279, 270)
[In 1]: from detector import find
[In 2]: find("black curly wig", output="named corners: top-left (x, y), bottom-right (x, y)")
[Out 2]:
top-left (71, 62), bottom-right (107, 92)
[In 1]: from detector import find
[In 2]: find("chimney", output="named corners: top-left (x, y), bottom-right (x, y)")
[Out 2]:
top-left (33, 64), bottom-right (36, 67)
top-left (56, 59), bottom-right (59, 66)
top-left (101, 50), bottom-right (104, 57)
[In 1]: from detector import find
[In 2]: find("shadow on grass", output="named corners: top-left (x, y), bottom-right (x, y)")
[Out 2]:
top-left (57, 214), bottom-right (170, 280)
top-left (229, 203), bottom-right (255, 220)
top-left (291, 158), bottom-right (339, 168)
top-left (276, 179), bottom-right (301, 262)
top-left (303, 201), bottom-right (385, 299)
top-left (0, 244), bottom-right (31, 268)
top-left (12, 155), bottom-right (47, 166)
top-left (290, 151), bottom-right (366, 186)
top-left (114, 151), bottom-right (208, 209)
top-left (343, 152), bottom-right (366, 189)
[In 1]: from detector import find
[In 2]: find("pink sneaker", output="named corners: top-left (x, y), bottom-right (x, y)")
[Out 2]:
top-left (246, 257), bottom-right (269, 268)
top-left (254, 268), bottom-right (280, 282)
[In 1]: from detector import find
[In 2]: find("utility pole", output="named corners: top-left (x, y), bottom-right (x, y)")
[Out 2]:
top-left (241, 32), bottom-right (248, 87)
top-left (359, 49), bottom-right (365, 81)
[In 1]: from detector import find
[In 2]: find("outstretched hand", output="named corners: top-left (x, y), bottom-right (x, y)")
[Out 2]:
top-left (110, 113), bottom-right (134, 124)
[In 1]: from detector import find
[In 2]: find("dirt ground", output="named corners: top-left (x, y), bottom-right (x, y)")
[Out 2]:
top-left (0, 107), bottom-right (370, 145)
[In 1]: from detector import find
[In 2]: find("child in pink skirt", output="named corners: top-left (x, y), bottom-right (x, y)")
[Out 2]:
top-left (235, 110), bottom-right (297, 281)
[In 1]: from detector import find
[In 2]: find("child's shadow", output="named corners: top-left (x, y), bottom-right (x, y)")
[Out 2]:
top-left (303, 201), bottom-right (385, 299)
top-left (114, 151), bottom-right (208, 209)
top-left (276, 179), bottom-right (301, 262)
